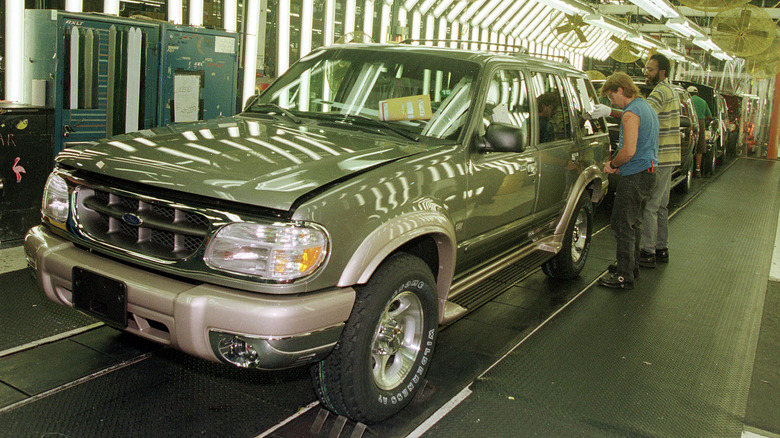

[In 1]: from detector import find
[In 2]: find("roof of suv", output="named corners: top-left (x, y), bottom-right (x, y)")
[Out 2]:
top-left (322, 43), bottom-right (585, 76)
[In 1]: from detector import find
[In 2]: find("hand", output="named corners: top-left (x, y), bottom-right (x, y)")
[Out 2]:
top-left (589, 104), bottom-right (611, 119)
top-left (603, 161), bottom-right (619, 175)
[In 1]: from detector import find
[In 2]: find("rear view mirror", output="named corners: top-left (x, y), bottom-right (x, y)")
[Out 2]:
top-left (477, 123), bottom-right (526, 153)
top-left (680, 116), bottom-right (692, 128)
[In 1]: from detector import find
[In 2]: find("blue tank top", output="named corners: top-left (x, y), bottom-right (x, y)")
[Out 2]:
top-left (618, 98), bottom-right (660, 176)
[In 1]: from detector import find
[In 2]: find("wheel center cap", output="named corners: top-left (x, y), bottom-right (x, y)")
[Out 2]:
top-left (572, 227), bottom-right (580, 243)
top-left (374, 319), bottom-right (403, 355)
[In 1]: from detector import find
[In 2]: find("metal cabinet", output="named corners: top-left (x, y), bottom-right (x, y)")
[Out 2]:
top-left (24, 10), bottom-right (161, 155)
top-left (0, 104), bottom-right (54, 244)
top-left (158, 24), bottom-right (239, 125)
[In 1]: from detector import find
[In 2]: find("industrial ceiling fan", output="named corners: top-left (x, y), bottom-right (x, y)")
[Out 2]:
top-left (677, 0), bottom-right (750, 12)
top-left (743, 28), bottom-right (780, 79)
top-left (552, 14), bottom-right (590, 49)
top-left (711, 5), bottom-right (775, 57)
top-left (609, 35), bottom-right (642, 64)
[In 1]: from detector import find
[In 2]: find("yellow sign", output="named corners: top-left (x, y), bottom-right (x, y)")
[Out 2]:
top-left (378, 95), bottom-right (432, 122)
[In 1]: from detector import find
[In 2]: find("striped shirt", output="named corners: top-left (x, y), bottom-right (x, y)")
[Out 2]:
top-left (646, 80), bottom-right (680, 167)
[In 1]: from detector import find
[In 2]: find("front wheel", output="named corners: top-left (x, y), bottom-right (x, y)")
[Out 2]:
top-left (311, 253), bottom-right (438, 424)
top-left (542, 194), bottom-right (593, 279)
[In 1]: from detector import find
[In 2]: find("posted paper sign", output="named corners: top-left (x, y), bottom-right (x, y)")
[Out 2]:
top-left (174, 74), bottom-right (201, 123)
top-left (379, 95), bottom-right (432, 122)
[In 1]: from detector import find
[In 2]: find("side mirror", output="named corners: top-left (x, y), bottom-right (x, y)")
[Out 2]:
top-left (477, 122), bottom-right (526, 153)
top-left (243, 94), bottom-right (260, 112)
top-left (680, 116), bottom-right (692, 128)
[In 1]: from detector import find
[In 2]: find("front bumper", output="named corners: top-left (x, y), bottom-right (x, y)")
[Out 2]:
top-left (24, 226), bottom-right (355, 369)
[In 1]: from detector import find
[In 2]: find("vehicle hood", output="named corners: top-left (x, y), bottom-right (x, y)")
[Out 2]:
top-left (57, 116), bottom-right (428, 211)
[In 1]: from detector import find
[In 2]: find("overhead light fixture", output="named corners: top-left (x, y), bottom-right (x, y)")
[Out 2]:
top-left (584, 14), bottom-right (631, 37)
top-left (711, 51), bottom-right (733, 61)
top-left (432, 0), bottom-right (455, 18)
top-left (404, 0), bottom-right (419, 12)
top-left (628, 0), bottom-right (678, 20)
top-left (418, 0), bottom-right (437, 14)
top-left (627, 34), bottom-right (657, 49)
top-left (471, 0), bottom-right (503, 28)
top-left (658, 47), bottom-right (684, 61)
top-left (538, 0), bottom-right (592, 16)
top-left (665, 18), bottom-right (694, 37)
top-left (446, 1), bottom-right (468, 23)
top-left (665, 18), bottom-right (703, 39)
top-left (693, 38), bottom-right (721, 52)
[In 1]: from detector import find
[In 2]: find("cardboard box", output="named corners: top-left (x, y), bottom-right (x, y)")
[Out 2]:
top-left (378, 94), bottom-right (432, 121)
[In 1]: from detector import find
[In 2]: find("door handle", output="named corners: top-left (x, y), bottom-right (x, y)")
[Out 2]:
top-left (522, 158), bottom-right (537, 176)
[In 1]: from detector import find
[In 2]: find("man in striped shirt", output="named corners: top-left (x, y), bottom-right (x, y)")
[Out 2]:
top-left (639, 54), bottom-right (680, 268)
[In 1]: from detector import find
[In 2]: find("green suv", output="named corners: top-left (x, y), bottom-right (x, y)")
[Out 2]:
top-left (26, 43), bottom-right (609, 423)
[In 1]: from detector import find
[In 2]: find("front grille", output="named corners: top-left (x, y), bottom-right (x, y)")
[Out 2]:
top-left (74, 187), bottom-right (211, 260)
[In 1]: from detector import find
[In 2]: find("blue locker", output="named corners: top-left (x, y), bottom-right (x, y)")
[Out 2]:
top-left (24, 10), bottom-right (160, 154)
top-left (157, 25), bottom-right (239, 126)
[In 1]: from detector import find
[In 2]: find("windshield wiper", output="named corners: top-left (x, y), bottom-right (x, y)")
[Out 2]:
top-left (313, 113), bottom-right (420, 142)
top-left (246, 104), bottom-right (303, 124)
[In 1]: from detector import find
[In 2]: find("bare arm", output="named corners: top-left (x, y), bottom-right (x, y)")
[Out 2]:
top-left (613, 111), bottom-right (639, 166)
top-left (604, 111), bottom-right (639, 174)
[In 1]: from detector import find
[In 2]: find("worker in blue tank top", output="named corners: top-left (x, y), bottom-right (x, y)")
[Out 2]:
top-left (588, 72), bottom-right (659, 289)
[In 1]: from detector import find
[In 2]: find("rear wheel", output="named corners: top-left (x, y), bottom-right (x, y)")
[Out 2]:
top-left (542, 194), bottom-right (593, 279)
top-left (311, 253), bottom-right (438, 424)
top-left (677, 160), bottom-right (693, 194)
top-left (703, 146), bottom-right (717, 175)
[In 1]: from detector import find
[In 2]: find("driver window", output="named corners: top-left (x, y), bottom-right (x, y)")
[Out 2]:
top-left (482, 69), bottom-right (529, 145)
top-left (530, 71), bottom-right (573, 143)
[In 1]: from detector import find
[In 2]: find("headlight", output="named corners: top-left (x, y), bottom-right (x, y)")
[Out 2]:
top-left (204, 222), bottom-right (328, 281)
top-left (41, 172), bottom-right (69, 225)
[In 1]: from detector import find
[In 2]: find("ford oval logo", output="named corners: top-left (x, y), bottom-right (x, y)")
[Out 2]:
top-left (122, 213), bottom-right (143, 227)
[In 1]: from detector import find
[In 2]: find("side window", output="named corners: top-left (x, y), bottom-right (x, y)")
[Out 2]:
top-left (567, 76), bottom-right (607, 136)
top-left (482, 69), bottom-right (530, 145)
top-left (530, 71), bottom-right (572, 143)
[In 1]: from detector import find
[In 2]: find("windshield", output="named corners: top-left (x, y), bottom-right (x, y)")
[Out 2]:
top-left (249, 47), bottom-right (481, 141)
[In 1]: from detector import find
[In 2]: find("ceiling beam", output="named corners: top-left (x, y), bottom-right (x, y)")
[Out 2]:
top-left (597, 4), bottom-right (780, 19)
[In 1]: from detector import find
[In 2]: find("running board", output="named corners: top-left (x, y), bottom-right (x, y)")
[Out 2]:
top-left (441, 237), bottom-right (561, 325)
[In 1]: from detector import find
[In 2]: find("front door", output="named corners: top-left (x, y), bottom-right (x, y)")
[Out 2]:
top-left (461, 68), bottom-right (538, 268)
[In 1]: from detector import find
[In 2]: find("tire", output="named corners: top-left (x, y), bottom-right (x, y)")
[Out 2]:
top-left (311, 253), bottom-right (438, 424)
top-left (703, 147), bottom-right (717, 175)
top-left (542, 194), bottom-right (593, 279)
top-left (677, 159), bottom-right (693, 194)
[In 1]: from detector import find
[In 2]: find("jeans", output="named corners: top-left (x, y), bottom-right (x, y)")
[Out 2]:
top-left (611, 171), bottom-right (657, 281)
top-left (641, 166), bottom-right (672, 253)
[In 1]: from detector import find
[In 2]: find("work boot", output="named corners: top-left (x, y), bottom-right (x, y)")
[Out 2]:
top-left (638, 249), bottom-right (656, 268)
top-left (598, 272), bottom-right (634, 290)
top-left (656, 248), bottom-right (669, 263)
top-left (608, 262), bottom-right (639, 279)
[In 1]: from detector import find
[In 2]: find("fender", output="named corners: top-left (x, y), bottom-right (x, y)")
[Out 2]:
top-left (337, 208), bottom-right (457, 318)
top-left (554, 164), bottom-right (606, 237)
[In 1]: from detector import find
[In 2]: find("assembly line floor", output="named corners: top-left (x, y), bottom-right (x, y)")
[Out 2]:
top-left (0, 156), bottom-right (778, 438)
